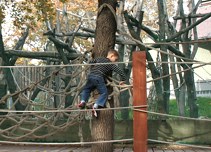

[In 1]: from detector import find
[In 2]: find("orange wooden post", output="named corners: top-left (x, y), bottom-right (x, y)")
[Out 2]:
top-left (133, 51), bottom-right (147, 152)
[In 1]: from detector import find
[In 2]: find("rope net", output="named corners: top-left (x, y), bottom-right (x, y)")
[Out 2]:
top-left (0, 51), bottom-right (211, 150)
top-left (0, 55), bottom-right (133, 142)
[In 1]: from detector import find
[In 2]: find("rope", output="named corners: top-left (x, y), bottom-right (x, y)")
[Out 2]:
top-left (147, 61), bottom-right (209, 64)
top-left (0, 3), bottom-right (210, 148)
top-left (5, 59), bottom-right (211, 91)
top-left (2, 60), bottom-right (211, 101)
top-left (0, 58), bottom-right (135, 141)
top-left (133, 109), bottom-right (211, 122)
top-left (1, 55), bottom-right (211, 69)
top-left (147, 61), bottom-right (211, 83)
top-left (0, 138), bottom-right (133, 145)
top-left (0, 61), bottom-right (131, 68)
top-left (0, 51), bottom-right (210, 144)
top-left (0, 138), bottom-right (210, 150)
top-left (2, 60), bottom-right (211, 88)
top-left (0, 58), bottom-right (211, 69)
top-left (144, 38), bottom-right (211, 45)
top-left (120, 31), bottom-right (203, 63)
top-left (10, 68), bottom-right (21, 91)
top-left (0, 105), bottom-right (147, 114)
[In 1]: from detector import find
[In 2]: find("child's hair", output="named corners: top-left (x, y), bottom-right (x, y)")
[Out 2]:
top-left (108, 49), bottom-right (119, 57)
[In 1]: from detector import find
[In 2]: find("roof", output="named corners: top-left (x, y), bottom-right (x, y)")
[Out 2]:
top-left (196, 1), bottom-right (211, 39)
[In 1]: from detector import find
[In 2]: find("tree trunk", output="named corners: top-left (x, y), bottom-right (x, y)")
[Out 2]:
top-left (180, 0), bottom-right (198, 118)
top-left (157, 0), bottom-right (170, 114)
top-left (170, 54), bottom-right (186, 116)
top-left (0, 25), bottom-right (9, 113)
top-left (178, 83), bottom-right (186, 116)
top-left (91, 0), bottom-right (117, 152)
top-left (184, 67), bottom-right (198, 118)
top-left (0, 26), bottom-right (31, 111)
top-left (182, 35), bottom-right (198, 118)
top-left (92, 0), bottom-right (117, 57)
top-left (91, 110), bottom-right (114, 152)
top-left (177, 58), bottom-right (186, 116)
top-left (0, 58), bottom-right (7, 114)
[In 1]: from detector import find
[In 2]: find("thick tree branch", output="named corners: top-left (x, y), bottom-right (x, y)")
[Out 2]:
top-left (167, 12), bottom-right (211, 41)
top-left (173, 12), bottom-right (209, 20)
top-left (123, 11), bottom-right (146, 50)
top-left (5, 50), bottom-right (80, 60)
top-left (45, 27), bottom-right (137, 45)
top-left (47, 35), bottom-right (75, 53)
top-left (141, 25), bottom-right (159, 41)
top-left (10, 27), bottom-right (30, 65)
top-left (0, 26), bottom-right (5, 57)
top-left (55, 45), bottom-right (69, 64)
top-left (44, 30), bottom-right (95, 38)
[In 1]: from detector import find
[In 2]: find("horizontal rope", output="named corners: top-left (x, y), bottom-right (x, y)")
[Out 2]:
top-left (0, 105), bottom-right (147, 114)
top-left (147, 61), bottom-right (211, 83)
top-left (0, 59), bottom-right (211, 68)
top-left (144, 38), bottom-right (211, 45)
top-left (148, 139), bottom-right (211, 149)
top-left (0, 138), bottom-right (210, 150)
top-left (147, 61), bottom-right (210, 64)
top-left (0, 61), bottom-right (132, 68)
top-left (121, 31), bottom-right (198, 62)
top-left (0, 138), bottom-right (133, 146)
top-left (133, 109), bottom-right (211, 122)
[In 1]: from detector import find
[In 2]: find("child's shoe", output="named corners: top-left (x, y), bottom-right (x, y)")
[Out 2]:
top-left (92, 106), bottom-right (98, 117)
top-left (78, 102), bottom-right (86, 109)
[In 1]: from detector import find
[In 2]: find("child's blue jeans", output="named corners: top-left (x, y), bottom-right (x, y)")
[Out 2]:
top-left (81, 74), bottom-right (108, 107)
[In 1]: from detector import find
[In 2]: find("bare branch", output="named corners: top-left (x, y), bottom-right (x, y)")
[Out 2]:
top-left (173, 12), bottom-right (210, 20)
top-left (5, 50), bottom-right (80, 60)
top-left (168, 12), bottom-right (211, 41)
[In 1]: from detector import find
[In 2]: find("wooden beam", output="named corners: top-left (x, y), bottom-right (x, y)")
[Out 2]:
top-left (133, 51), bottom-right (147, 152)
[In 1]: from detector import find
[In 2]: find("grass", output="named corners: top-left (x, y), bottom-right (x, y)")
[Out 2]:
top-left (169, 97), bottom-right (211, 118)
top-left (115, 97), bottom-right (211, 120)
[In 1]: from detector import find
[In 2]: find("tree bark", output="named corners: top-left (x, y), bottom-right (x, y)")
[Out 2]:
top-left (184, 66), bottom-right (198, 118)
top-left (170, 54), bottom-right (186, 116)
top-left (0, 25), bottom-right (9, 113)
top-left (4, 50), bottom-right (79, 60)
top-left (91, 110), bottom-right (114, 152)
top-left (91, 0), bottom-right (117, 151)
top-left (0, 58), bottom-right (7, 114)
top-left (180, 0), bottom-right (198, 118)
top-left (183, 44), bottom-right (198, 117)
top-left (157, 0), bottom-right (170, 114)
top-left (92, 0), bottom-right (117, 57)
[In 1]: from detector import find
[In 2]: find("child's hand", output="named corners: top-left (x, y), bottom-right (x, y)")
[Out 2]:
top-left (119, 81), bottom-right (125, 85)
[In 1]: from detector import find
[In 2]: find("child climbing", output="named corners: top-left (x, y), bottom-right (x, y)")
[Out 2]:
top-left (78, 49), bottom-right (126, 117)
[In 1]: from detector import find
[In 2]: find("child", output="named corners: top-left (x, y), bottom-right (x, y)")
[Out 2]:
top-left (78, 49), bottom-right (126, 117)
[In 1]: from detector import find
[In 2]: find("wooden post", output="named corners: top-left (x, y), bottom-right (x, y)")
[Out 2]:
top-left (133, 51), bottom-right (147, 152)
